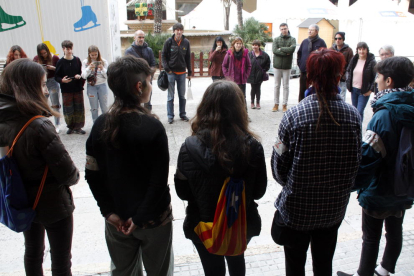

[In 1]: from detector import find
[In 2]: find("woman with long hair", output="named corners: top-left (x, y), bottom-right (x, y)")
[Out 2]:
top-left (247, 40), bottom-right (270, 109)
top-left (208, 36), bottom-right (228, 82)
top-left (81, 45), bottom-right (109, 123)
top-left (338, 57), bottom-right (414, 276)
top-left (271, 49), bottom-right (361, 276)
top-left (4, 45), bottom-right (28, 67)
top-left (0, 59), bottom-right (79, 275)
top-left (85, 56), bottom-right (173, 275)
top-left (222, 37), bottom-right (252, 111)
top-left (33, 43), bottom-right (61, 132)
top-left (175, 80), bottom-right (267, 276)
top-left (346, 42), bottom-right (377, 122)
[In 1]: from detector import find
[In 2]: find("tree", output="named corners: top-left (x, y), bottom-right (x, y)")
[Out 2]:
top-left (237, 0), bottom-right (243, 30)
top-left (233, 17), bottom-right (272, 47)
top-left (154, 0), bottom-right (162, 33)
top-left (221, 0), bottom-right (231, 30)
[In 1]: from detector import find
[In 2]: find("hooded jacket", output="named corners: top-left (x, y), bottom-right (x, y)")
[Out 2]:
top-left (346, 53), bottom-right (377, 94)
top-left (353, 90), bottom-right (414, 213)
top-left (0, 94), bottom-right (79, 224)
top-left (124, 41), bottom-right (156, 67)
top-left (174, 135), bottom-right (267, 242)
top-left (273, 34), bottom-right (296, 70)
top-left (330, 43), bottom-right (354, 82)
top-left (247, 50), bottom-right (271, 84)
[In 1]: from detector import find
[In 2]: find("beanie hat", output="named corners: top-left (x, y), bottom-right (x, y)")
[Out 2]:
top-left (335, 32), bottom-right (345, 41)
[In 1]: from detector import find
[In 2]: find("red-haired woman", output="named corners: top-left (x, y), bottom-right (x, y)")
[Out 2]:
top-left (271, 48), bottom-right (361, 276)
top-left (222, 37), bottom-right (252, 110)
top-left (4, 45), bottom-right (28, 68)
top-left (33, 43), bottom-right (61, 133)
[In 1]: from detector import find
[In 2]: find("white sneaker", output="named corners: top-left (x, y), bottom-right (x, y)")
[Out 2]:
top-left (55, 125), bottom-right (60, 134)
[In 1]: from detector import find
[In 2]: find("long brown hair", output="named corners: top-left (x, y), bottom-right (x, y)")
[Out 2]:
top-left (0, 59), bottom-right (58, 117)
top-left (103, 56), bottom-right (154, 148)
top-left (87, 45), bottom-right (103, 64)
top-left (36, 43), bottom-right (52, 64)
top-left (6, 45), bottom-right (28, 64)
top-left (191, 80), bottom-right (258, 173)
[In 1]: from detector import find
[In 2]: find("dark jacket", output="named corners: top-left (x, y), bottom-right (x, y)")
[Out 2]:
top-left (174, 135), bottom-right (267, 242)
top-left (0, 94), bottom-right (79, 224)
top-left (162, 34), bottom-right (192, 76)
top-left (297, 37), bottom-right (327, 73)
top-left (353, 90), bottom-right (414, 213)
top-left (346, 53), bottom-right (377, 94)
top-left (273, 34), bottom-right (296, 70)
top-left (330, 43), bottom-right (354, 82)
top-left (55, 56), bottom-right (84, 93)
top-left (85, 112), bottom-right (171, 228)
top-left (125, 41), bottom-right (156, 67)
top-left (208, 48), bottom-right (228, 77)
top-left (247, 50), bottom-right (271, 84)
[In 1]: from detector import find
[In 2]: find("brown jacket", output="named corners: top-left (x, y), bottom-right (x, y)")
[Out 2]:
top-left (208, 48), bottom-right (228, 77)
top-left (331, 43), bottom-right (354, 82)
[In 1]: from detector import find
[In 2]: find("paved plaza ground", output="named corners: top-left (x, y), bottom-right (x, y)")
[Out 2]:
top-left (0, 75), bottom-right (413, 276)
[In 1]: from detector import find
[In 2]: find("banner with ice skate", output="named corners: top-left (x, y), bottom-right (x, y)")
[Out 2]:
top-left (74, 0), bottom-right (101, 32)
top-left (0, 6), bottom-right (26, 32)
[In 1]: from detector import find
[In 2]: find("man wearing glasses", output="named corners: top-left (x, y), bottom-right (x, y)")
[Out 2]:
top-left (125, 30), bottom-right (156, 111)
top-left (330, 32), bottom-right (353, 101)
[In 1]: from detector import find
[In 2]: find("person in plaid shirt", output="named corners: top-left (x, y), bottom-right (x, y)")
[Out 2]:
top-left (271, 49), bottom-right (362, 276)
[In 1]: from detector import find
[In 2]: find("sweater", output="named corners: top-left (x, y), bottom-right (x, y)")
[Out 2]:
top-left (81, 58), bottom-right (109, 86)
top-left (55, 56), bottom-right (84, 93)
top-left (33, 55), bottom-right (60, 79)
top-left (273, 34), bottom-right (296, 70)
top-left (346, 53), bottom-right (377, 95)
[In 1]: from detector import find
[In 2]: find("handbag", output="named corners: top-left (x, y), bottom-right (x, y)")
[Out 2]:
top-left (87, 69), bottom-right (97, 86)
top-left (252, 51), bottom-right (269, 81)
top-left (157, 70), bottom-right (169, 91)
top-left (0, 116), bottom-right (48, 233)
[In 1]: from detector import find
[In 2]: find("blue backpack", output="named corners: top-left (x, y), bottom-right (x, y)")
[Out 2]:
top-left (0, 116), bottom-right (48, 232)
top-left (394, 126), bottom-right (414, 198)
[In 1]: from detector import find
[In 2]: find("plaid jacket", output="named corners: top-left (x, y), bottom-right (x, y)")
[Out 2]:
top-left (272, 94), bottom-right (362, 231)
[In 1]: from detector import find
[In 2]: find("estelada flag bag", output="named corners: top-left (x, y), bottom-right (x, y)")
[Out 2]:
top-left (194, 177), bottom-right (247, 256)
top-left (0, 115), bottom-right (48, 232)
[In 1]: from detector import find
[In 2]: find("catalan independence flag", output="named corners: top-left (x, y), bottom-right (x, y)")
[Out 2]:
top-left (194, 177), bottom-right (247, 256)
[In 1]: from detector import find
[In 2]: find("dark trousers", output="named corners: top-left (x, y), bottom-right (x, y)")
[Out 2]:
top-left (299, 72), bottom-right (307, 102)
top-left (212, 76), bottom-right (225, 82)
top-left (237, 84), bottom-right (247, 111)
top-left (193, 242), bottom-right (246, 276)
top-left (250, 83), bottom-right (262, 103)
top-left (62, 91), bottom-right (85, 130)
top-left (357, 210), bottom-right (405, 276)
top-left (271, 211), bottom-right (340, 276)
top-left (23, 215), bottom-right (73, 276)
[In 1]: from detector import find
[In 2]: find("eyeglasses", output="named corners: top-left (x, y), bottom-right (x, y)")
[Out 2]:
top-left (138, 36), bottom-right (145, 38)
top-left (334, 37), bottom-right (343, 40)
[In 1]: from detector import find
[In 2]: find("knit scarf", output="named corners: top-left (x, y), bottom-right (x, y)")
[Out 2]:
top-left (308, 35), bottom-right (320, 53)
top-left (234, 49), bottom-right (243, 60)
top-left (371, 86), bottom-right (412, 106)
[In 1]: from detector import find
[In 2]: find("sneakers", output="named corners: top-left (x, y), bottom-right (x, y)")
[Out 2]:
top-left (256, 103), bottom-right (261, 109)
top-left (67, 129), bottom-right (74, 135)
top-left (168, 118), bottom-right (174, 124)
top-left (272, 104), bottom-right (279, 112)
top-left (251, 103), bottom-right (256, 109)
top-left (55, 125), bottom-right (60, 134)
top-left (283, 105), bottom-right (288, 112)
top-left (74, 129), bottom-right (86, 135)
top-left (180, 116), bottom-right (189, 122)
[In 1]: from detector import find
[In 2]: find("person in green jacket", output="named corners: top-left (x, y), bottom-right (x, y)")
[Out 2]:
top-left (272, 23), bottom-right (296, 112)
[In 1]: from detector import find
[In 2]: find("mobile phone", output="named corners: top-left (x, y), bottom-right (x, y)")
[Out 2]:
top-left (94, 61), bottom-right (101, 66)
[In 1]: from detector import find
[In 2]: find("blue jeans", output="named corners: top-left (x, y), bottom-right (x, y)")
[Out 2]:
top-left (351, 87), bottom-right (370, 122)
top-left (87, 83), bottom-right (108, 123)
top-left (45, 78), bottom-right (61, 126)
top-left (339, 81), bottom-right (347, 101)
top-left (167, 73), bottom-right (186, 119)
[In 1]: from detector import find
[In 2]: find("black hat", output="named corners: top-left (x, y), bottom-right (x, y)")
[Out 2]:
top-left (335, 32), bottom-right (345, 41)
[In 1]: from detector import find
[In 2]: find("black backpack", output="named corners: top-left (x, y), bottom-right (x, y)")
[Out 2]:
top-left (394, 126), bottom-right (414, 198)
top-left (157, 70), bottom-right (169, 91)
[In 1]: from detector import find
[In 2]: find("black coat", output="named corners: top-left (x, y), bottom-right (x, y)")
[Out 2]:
top-left (346, 53), bottom-right (377, 95)
top-left (247, 50), bottom-right (271, 84)
top-left (0, 94), bottom-right (79, 224)
top-left (174, 135), bottom-right (267, 242)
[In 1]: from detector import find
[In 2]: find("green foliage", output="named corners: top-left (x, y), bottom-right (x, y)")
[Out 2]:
top-left (129, 32), bottom-right (171, 65)
top-left (232, 17), bottom-right (272, 48)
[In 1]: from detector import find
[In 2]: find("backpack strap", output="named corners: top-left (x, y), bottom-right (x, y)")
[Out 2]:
top-left (6, 115), bottom-right (48, 210)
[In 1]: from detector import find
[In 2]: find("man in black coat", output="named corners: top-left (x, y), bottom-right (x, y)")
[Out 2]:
top-left (297, 24), bottom-right (327, 102)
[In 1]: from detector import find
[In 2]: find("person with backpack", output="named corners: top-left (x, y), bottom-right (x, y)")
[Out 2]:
top-left (337, 57), bottom-right (414, 276)
top-left (0, 59), bottom-right (79, 275)
top-left (247, 40), bottom-right (270, 110)
top-left (174, 80), bottom-right (267, 276)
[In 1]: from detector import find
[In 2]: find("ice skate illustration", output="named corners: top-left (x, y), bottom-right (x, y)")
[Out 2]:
top-left (74, 0), bottom-right (100, 32)
top-left (0, 6), bottom-right (26, 32)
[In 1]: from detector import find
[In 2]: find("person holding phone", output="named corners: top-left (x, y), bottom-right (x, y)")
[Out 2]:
top-left (34, 43), bottom-right (62, 133)
top-left (55, 40), bottom-right (86, 135)
top-left (208, 36), bottom-right (228, 82)
top-left (81, 45), bottom-right (109, 123)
